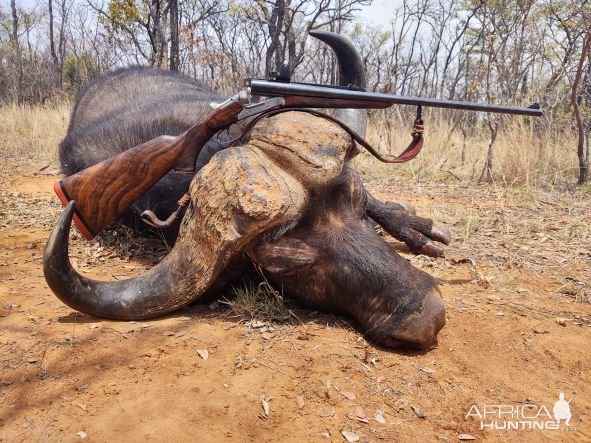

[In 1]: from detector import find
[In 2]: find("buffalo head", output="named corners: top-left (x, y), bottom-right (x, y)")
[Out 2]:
top-left (44, 111), bottom-right (445, 349)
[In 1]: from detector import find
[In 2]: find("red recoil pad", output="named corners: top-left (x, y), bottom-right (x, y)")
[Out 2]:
top-left (53, 180), bottom-right (96, 241)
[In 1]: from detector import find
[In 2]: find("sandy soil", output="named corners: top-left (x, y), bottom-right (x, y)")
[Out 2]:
top-left (1, 163), bottom-right (590, 442)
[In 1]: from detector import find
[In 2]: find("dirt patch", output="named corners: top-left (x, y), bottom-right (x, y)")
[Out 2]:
top-left (4, 174), bottom-right (59, 197)
top-left (1, 169), bottom-right (590, 442)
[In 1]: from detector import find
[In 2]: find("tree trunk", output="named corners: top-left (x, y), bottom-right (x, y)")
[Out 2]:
top-left (10, 0), bottom-right (22, 103)
top-left (461, 127), bottom-right (467, 166)
top-left (264, 0), bottom-right (285, 77)
top-left (479, 120), bottom-right (498, 183)
top-left (586, 133), bottom-right (590, 183)
top-left (149, 0), bottom-right (166, 67)
top-left (159, 2), bottom-right (169, 69)
top-left (48, 0), bottom-right (60, 88)
top-left (169, 0), bottom-right (179, 71)
top-left (57, 0), bottom-right (67, 89)
top-left (572, 32), bottom-right (591, 185)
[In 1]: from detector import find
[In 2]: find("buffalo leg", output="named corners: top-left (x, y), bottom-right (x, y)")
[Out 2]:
top-left (366, 192), bottom-right (451, 257)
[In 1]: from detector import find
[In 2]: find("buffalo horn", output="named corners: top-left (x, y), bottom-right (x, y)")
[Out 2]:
top-left (43, 201), bottom-right (195, 320)
top-left (309, 30), bottom-right (367, 138)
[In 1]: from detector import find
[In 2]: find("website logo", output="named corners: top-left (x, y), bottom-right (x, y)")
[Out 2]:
top-left (465, 393), bottom-right (577, 431)
top-left (553, 393), bottom-right (574, 427)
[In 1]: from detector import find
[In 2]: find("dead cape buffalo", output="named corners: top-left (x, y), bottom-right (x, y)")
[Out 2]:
top-left (45, 31), bottom-right (451, 349)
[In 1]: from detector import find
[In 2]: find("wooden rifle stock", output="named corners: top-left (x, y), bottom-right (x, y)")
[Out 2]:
top-left (55, 100), bottom-right (244, 240)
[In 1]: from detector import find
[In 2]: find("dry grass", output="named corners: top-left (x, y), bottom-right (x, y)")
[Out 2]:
top-left (0, 103), bottom-right (583, 190)
top-left (219, 265), bottom-right (327, 328)
top-left (358, 113), bottom-right (580, 189)
top-left (0, 103), bottom-right (70, 164)
top-left (222, 271), bottom-right (295, 323)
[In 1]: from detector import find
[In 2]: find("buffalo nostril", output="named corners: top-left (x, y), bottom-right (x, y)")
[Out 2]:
top-left (390, 288), bottom-right (446, 349)
top-left (425, 289), bottom-right (446, 335)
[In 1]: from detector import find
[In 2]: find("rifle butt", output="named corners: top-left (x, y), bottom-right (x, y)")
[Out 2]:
top-left (54, 180), bottom-right (96, 240)
top-left (54, 100), bottom-right (245, 240)
top-left (55, 135), bottom-right (186, 240)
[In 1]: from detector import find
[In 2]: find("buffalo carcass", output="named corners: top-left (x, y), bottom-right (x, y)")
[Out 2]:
top-left (47, 32), bottom-right (450, 349)
top-left (58, 31), bottom-right (450, 256)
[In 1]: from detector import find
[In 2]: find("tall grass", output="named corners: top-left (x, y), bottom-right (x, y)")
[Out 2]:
top-left (0, 103), bottom-right (580, 188)
top-left (0, 103), bottom-right (70, 164)
top-left (357, 113), bottom-right (579, 189)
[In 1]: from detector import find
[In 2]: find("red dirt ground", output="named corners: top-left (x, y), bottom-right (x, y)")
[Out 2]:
top-left (1, 164), bottom-right (590, 442)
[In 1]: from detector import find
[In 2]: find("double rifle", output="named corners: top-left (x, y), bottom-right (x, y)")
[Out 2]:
top-left (54, 74), bottom-right (542, 240)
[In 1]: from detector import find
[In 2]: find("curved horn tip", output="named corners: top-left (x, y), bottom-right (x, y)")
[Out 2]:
top-left (42, 199), bottom-right (182, 321)
top-left (43, 200), bottom-right (78, 305)
top-left (310, 29), bottom-right (367, 138)
top-left (309, 29), bottom-right (366, 89)
top-left (44, 200), bottom-right (76, 269)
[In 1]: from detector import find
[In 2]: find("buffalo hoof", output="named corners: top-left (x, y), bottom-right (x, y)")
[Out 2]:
top-left (366, 194), bottom-right (451, 257)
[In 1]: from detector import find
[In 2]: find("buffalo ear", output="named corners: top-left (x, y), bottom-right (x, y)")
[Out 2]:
top-left (248, 237), bottom-right (319, 275)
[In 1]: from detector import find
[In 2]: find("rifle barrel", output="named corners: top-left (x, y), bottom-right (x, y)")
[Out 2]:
top-left (248, 79), bottom-right (542, 117)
